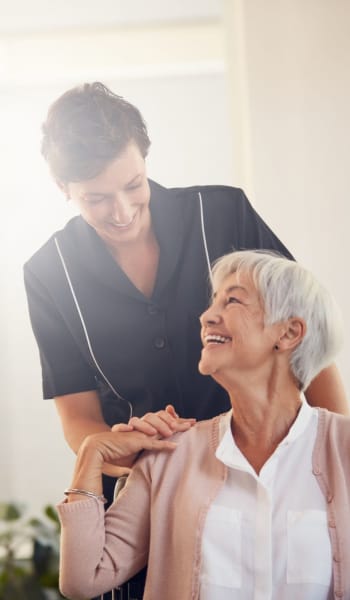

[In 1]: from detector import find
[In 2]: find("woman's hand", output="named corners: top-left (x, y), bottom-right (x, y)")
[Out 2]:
top-left (68, 424), bottom-right (178, 499)
top-left (86, 423), bottom-right (178, 468)
top-left (103, 406), bottom-right (196, 476)
top-left (127, 404), bottom-right (196, 438)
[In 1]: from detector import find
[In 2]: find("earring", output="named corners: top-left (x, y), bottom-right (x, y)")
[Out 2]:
top-left (274, 344), bottom-right (279, 351)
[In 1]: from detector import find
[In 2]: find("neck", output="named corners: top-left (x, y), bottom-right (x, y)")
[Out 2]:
top-left (107, 225), bottom-right (158, 260)
top-left (107, 228), bottom-right (160, 298)
top-left (230, 386), bottom-right (302, 446)
top-left (217, 367), bottom-right (303, 473)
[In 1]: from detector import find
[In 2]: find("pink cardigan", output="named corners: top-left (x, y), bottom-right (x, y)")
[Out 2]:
top-left (58, 409), bottom-right (350, 600)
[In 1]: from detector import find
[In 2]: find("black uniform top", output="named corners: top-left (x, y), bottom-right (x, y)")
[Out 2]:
top-left (24, 180), bottom-right (293, 425)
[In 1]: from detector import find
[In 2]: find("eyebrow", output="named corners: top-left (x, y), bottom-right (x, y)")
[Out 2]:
top-left (213, 284), bottom-right (247, 299)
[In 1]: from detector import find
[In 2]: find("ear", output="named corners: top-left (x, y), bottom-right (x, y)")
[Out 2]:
top-left (277, 318), bottom-right (306, 352)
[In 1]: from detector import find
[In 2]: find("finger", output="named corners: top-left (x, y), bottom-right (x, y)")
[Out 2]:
top-left (165, 404), bottom-right (178, 418)
top-left (165, 406), bottom-right (196, 427)
top-left (128, 416), bottom-right (159, 436)
top-left (153, 412), bottom-right (196, 431)
top-left (168, 420), bottom-right (196, 432)
top-left (111, 423), bottom-right (134, 432)
top-left (103, 463), bottom-right (132, 478)
top-left (141, 412), bottom-right (176, 437)
top-left (141, 411), bottom-right (196, 436)
top-left (146, 439), bottom-right (177, 452)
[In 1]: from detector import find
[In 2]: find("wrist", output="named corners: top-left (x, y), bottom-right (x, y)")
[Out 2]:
top-left (64, 488), bottom-right (107, 503)
top-left (78, 435), bottom-right (105, 469)
top-left (71, 441), bottom-right (105, 497)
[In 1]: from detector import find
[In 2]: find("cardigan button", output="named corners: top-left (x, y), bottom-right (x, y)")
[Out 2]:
top-left (154, 336), bottom-right (166, 349)
top-left (147, 304), bottom-right (158, 316)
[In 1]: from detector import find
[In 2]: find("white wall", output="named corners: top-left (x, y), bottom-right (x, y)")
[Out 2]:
top-left (1, 0), bottom-right (350, 516)
top-left (1, 73), bottom-right (233, 515)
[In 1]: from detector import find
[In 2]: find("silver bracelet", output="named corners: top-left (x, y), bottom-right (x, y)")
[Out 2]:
top-left (64, 488), bottom-right (107, 503)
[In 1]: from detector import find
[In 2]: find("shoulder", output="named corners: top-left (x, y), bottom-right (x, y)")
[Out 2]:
top-left (317, 408), bottom-right (350, 454)
top-left (136, 416), bottom-right (222, 474)
top-left (23, 217), bottom-right (81, 277)
top-left (150, 179), bottom-right (248, 205)
top-left (318, 408), bottom-right (350, 430)
top-left (171, 415), bottom-right (222, 452)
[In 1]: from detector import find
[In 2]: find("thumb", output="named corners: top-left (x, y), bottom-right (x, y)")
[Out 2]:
top-left (111, 423), bottom-right (134, 432)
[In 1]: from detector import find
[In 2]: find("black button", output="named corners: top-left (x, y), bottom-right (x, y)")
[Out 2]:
top-left (147, 304), bottom-right (158, 316)
top-left (154, 336), bottom-right (166, 349)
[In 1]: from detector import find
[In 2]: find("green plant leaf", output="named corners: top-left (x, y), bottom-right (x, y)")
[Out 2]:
top-left (0, 503), bottom-right (62, 598)
top-left (44, 505), bottom-right (60, 528)
top-left (0, 503), bottom-right (24, 521)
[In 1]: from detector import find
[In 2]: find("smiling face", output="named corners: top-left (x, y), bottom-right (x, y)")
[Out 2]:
top-left (199, 271), bottom-right (280, 380)
top-left (64, 141), bottom-right (151, 247)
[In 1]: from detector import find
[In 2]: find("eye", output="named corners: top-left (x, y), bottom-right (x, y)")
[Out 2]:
top-left (227, 296), bottom-right (241, 305)
top-left (126, 182), bottom-right (142, 192)
top-left (85, 195), bottom-right (107, 205)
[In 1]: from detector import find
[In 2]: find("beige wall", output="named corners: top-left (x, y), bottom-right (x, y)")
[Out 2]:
top-left (224, 0), bottom-right (350, 395)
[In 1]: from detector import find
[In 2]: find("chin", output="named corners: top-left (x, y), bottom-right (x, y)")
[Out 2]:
top-left (198, 360), bottom-right (216, 376)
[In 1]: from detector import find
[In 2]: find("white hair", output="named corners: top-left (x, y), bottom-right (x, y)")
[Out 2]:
top-left (211, 250), bottom-right (343, 391)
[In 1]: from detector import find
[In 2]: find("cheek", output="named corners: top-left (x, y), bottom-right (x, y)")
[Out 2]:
top-left (139, 182), bottom-right (151, 206)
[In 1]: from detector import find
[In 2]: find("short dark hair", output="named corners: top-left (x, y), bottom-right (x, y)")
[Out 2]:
top-left (41, 82), bottom-right (151, 183)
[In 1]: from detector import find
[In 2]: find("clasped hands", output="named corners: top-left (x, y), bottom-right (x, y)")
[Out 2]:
top-left (82, 406), bottom-right (196, 478)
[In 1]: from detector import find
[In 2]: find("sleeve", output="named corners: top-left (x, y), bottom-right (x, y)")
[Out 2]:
top-left (23, 263), bottom-right (97, 399)
top-left (233, 188), bottom-right (294, 259)
top-left (202, 186), bottom-right (294, 262)
top-left (57, 459), bottom-right (152, 599)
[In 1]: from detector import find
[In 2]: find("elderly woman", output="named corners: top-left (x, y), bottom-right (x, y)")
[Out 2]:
top-left (57, 250), bottom-right (350, 600)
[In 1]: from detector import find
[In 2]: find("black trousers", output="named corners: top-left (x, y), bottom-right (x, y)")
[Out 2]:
top-left (92, 566), bottom-right (146, 600)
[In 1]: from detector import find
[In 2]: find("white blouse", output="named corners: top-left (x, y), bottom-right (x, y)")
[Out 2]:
top-left (199, 401), bottom-right (332, 600)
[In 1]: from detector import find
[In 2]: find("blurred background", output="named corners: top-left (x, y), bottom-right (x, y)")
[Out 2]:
top-left (1, 0), bottom-right (349, 516)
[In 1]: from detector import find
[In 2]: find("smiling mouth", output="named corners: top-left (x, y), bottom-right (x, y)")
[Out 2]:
top-left (204, 335), bottom-right (231, 345)
top-left (111, 212), bottom-right (137, 228)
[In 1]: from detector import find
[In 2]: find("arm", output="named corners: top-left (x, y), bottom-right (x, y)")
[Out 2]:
top-left (55, 390), bottom-right (126, 477)
top-left (304, 363), bottom-right (349, 415)
top-left (58, 428), bottom-right (175, 599)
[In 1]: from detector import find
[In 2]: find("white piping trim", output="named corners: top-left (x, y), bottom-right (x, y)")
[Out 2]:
top-left (198, 191), bottom-right (213, 286)
top-left (54, 236), bottom-right (132, 419)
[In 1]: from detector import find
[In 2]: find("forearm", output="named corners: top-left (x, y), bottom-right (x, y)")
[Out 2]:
top-left (305, 364), bottom-right (349, 415)
top-left (67, 439), bottom-right (105, 502)
top-left (58, 497), bottom-right (111, 600)
top-left (58, 452), bottom-right (151, 598)
top-left (62, 418), bottom-right (111, 454)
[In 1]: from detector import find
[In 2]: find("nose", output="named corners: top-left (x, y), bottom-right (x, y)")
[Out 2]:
top-left (112, 195), bottom-right (133, 224)
top-left (200, 304), bottom-right (221, 326)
